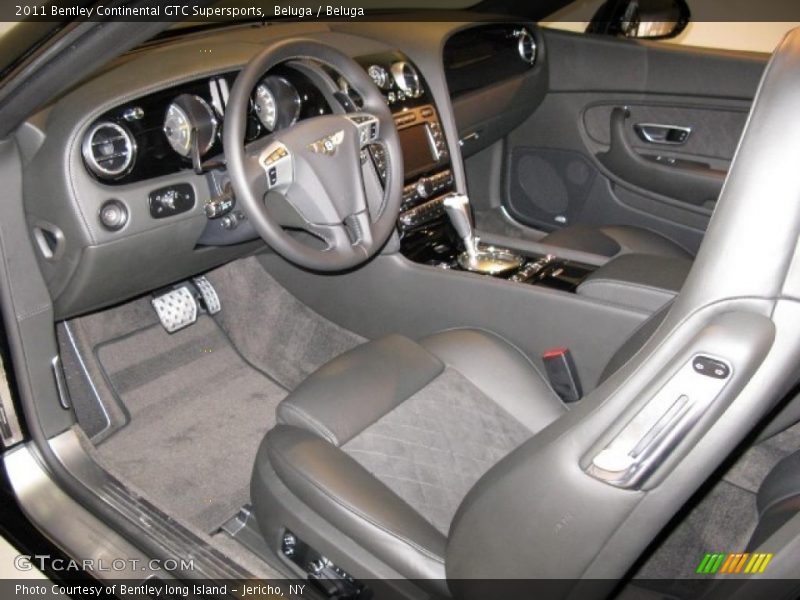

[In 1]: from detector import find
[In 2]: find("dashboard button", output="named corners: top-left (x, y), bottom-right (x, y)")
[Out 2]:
top-left (99, 199), bottom-right (128, 231)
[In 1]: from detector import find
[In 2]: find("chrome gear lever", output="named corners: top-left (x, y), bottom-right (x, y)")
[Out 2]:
top-left (443, 193), bottom-right (524, 275)
top-left (443, 193), bottom-right (478, 259)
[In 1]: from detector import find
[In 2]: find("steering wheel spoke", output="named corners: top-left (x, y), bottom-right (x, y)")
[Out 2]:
top-left (345, 113), bottom-right (381, 148)
top-left (257, 141), bottom-right (294, 192)
top-left (303, 219), bottom-right (369, 258)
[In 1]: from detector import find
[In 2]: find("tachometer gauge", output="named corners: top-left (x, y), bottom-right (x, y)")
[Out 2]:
top-left (163, 94), bottom-right (217, 158)
top-left (252, 76), bottom-right (301, 132)
top-left (253, 83), bottom-right (278, 131)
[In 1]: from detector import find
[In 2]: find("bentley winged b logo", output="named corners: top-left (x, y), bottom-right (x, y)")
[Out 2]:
top-left (308, 130), bottom-right (345, 156)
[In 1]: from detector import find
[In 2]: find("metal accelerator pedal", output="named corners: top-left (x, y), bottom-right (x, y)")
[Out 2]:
top-left (151, 276), bottom-right (223, 333)
top-left (192, 276), bottom-right (221, 315)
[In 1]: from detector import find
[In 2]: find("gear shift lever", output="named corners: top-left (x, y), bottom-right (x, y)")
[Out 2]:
top-left (443, 193), bottom-right (478, 259)
top-left (442, 192), bottom-right (524, 275)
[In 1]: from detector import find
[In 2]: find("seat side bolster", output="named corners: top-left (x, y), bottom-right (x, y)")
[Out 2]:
top-left (263, 425), bottom-right (448, 583)
top-left (277, 334), bottom-right (444, 445)
top-left (420, 329), bottom-right (565, 434)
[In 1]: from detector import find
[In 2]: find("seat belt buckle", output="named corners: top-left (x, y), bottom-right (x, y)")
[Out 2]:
top-left (542, 347), bottom-right (582, 403)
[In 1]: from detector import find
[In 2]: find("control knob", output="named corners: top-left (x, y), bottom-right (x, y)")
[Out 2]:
top-left (161, 189), bottom-right (176, 210)
top-left (415, 177), bottom-right (433, 199)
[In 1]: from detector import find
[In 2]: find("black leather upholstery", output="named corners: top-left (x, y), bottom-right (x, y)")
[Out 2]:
top-left (277, 334), bottom-right (443, 446)
top-left (419, 329), bottom-right (564, 433)
top-left (259, 425), bottom-right (449, 582)
top-left (541, 224), bottom-right (693, 260)
top-left (251, 329), bottom-right (564, 592)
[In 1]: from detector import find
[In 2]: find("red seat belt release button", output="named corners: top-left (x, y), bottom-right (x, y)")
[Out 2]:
top-left (542, 347), bottom-right (582, 403)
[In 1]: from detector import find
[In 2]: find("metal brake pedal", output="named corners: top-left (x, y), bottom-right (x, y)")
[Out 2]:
top-left (192, 276), bottom-right (221, 315)
top-left (151, 286), bottom-right (198, 333)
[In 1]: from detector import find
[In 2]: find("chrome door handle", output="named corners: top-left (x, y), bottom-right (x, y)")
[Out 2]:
top-left (634, 123), bottom-right (692, 145)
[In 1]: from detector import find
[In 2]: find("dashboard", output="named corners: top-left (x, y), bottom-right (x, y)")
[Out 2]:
top-left (18, 21), bottom-right (544, 318)
top-left (82, 66), bottom-right (331, 185)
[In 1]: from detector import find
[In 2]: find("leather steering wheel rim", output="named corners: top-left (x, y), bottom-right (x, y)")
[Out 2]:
top-left (223, 39), bottom-right (403, 271)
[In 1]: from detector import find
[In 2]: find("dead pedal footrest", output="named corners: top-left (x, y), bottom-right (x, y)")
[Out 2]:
top-left (151, 286), bottom-right (198, 333)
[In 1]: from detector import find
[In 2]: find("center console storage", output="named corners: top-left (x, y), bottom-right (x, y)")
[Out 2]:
top-left (575, 254), bottom-right (691, 312)
top-left (399, 215), bottom-right (597, 292)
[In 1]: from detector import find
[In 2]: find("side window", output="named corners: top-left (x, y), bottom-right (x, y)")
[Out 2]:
top-left (541, 0), bottom-right (800, 53)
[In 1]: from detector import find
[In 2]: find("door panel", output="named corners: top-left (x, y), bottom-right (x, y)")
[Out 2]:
top-left (583, 103), bottom-right (748, 162)
top-left (475, 29), bottom-right (767, 254)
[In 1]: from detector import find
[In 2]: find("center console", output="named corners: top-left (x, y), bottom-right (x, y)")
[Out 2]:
top-left (356, 52), bottom-right (456, 232)
top-left (356, 53), bottom-right (600, 294)
top-left (362, 51), bottom-right (689, 307)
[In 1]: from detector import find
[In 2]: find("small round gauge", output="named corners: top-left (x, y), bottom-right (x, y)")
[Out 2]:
top-left (367, 64), bottom-right (390, 90)
top-left (253, 76), bottom-right (301, 132)
top-left (163, 94), bottom-right (217, 158)
top-left (253, 83), bottom-right (277, 131)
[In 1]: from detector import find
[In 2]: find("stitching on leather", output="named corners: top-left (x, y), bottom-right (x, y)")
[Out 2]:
top-left (16, 304), bottom-right (52, 321)
top-left (579, 281), bottom-right (674, 311)
top-left (280, 403), bottom-right (338, 445)
top-left (268, 435), bottom-right (446, 564)
top-left (580, 278), bottom-right (678, 297)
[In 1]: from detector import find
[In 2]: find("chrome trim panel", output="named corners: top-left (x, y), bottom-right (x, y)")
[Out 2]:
top-left (0, 351), bottom-right (23, 447)
top-left (4, 442), bottom-right (155, 580)
top-left (45, 428), bottom-right (258, 581)
top-left (588, 353), bottom-right (733, 489)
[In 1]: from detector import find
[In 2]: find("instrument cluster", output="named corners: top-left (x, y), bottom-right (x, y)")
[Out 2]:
top-left (82, 66), bottom-right (329, 185)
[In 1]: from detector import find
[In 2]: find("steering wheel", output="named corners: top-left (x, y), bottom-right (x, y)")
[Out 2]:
top-left (223, 39), bottom-right (403, 271)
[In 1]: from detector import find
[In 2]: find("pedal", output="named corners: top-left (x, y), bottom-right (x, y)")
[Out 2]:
top-left (192, 276), bottom-right (221, 314)
top-left (151, 286), bottom-right (198, 333)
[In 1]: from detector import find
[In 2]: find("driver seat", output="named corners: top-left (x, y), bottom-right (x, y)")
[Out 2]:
top-left (251, 314), bottom-right (662, 594)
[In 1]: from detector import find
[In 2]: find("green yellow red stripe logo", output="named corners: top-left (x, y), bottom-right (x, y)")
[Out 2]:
top-left (696, 552), bottom-right (773, 574)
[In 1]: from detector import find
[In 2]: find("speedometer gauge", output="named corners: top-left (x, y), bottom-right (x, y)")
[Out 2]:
top-left (252, 76), bottom-right (301, 132)
top-left (253, 83), bottom-right (278, 131)
top-left (163, 94), bottom-right (217, 158)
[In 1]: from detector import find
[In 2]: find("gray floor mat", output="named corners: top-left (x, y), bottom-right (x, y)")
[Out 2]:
top-left (206, 256), bottom-right (366, 389)
top-left (634, 480), bottom-right (757, 583)
top-left (632, 425), bottom-right (800, 591)
top-left (95, 316), bottom-right (287, 532)
top-left (723, 421), bottom-right (800, 493)
top-left (58, 295), bottom-right (163, 443)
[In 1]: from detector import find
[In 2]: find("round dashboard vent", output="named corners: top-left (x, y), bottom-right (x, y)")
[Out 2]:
top-left (390, 61), bottom-right (423, 98)
top-left (515, 29), bottom-right (537, 65)
top-left (82, 121), bottom-right (136, 179)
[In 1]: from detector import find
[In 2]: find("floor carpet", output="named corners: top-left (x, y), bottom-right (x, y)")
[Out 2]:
top-left (95, 316), bottom-right (286, 532)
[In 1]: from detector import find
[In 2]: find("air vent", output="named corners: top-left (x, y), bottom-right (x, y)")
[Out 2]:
top-left (515, 29), bottom-right (537, 65)
top-left (390, 61), bottom-right (423, 98)
top-left (82, 122), bottom-right (135, 179)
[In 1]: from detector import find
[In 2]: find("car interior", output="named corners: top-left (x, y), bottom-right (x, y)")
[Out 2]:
top-left (3, 4), bottom-right (800, 599)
